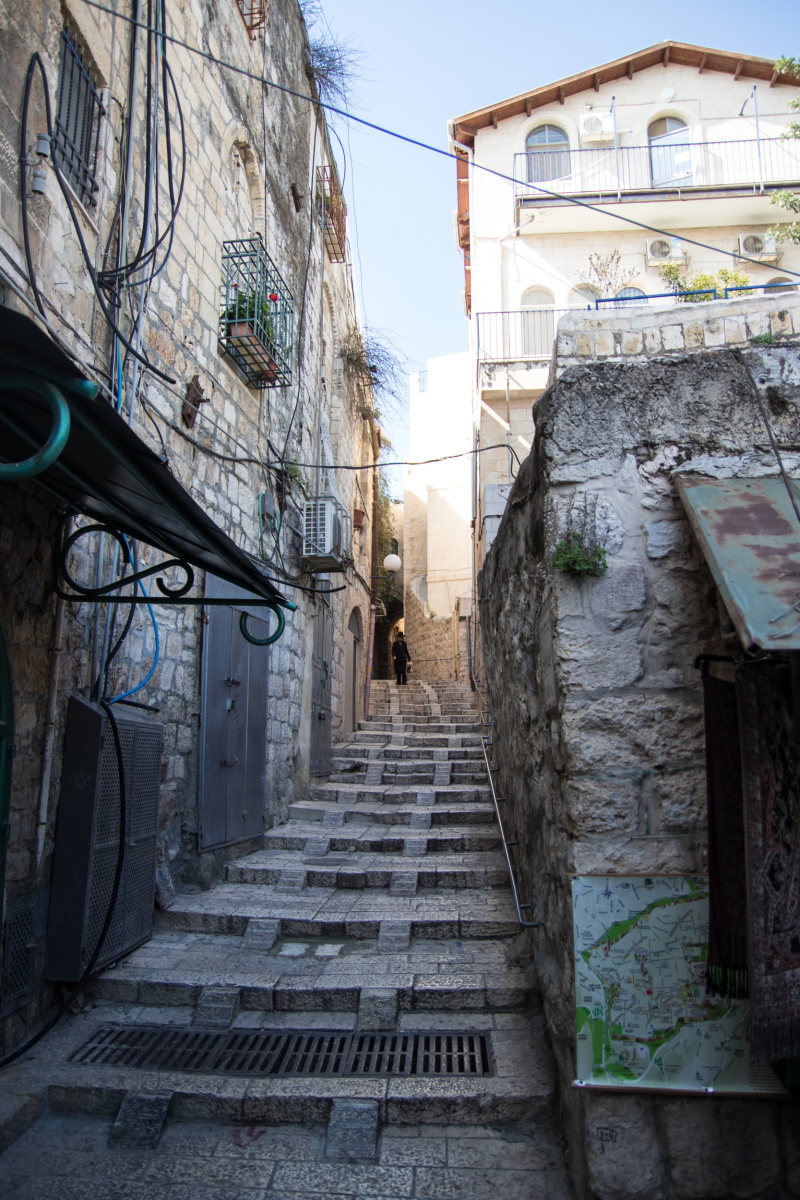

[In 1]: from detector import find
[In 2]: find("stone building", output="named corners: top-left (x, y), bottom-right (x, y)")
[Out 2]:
top-left (479, 290), bottom-right (800, 1199)
top-left (442, 41), bottom-right (800, 679)
top-left (403, 353), bottom-right (472, 680)
top-left (0, 0), bottom-right (379, 1051)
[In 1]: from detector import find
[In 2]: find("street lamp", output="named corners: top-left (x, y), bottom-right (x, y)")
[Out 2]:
top-left (364, 553), bottom-right (402, 718)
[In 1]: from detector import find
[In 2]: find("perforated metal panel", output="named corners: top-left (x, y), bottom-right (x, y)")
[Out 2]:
top-left (1, 894), bottom-right (41, 1015)
top-left (45, 698), bottom-right (162, 981)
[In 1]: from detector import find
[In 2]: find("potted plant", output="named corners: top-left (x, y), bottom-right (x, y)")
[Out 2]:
top-left (223, 290), bottom-right (280, 382)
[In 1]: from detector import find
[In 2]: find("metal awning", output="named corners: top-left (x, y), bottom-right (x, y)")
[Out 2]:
top-left (0, 308), bottom-right (294, 641)
top-left (676, 474), bottom-right (800, 652)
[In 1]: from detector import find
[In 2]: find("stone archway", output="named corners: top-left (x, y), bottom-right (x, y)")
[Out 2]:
top-left (343, 606), bottom-right (364, 735)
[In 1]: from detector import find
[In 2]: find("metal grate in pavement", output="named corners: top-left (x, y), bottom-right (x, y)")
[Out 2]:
top-left (69, 1026), bottom-right (494, 1077)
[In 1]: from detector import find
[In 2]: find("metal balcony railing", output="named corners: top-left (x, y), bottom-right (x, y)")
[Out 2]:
top-left (219, 237), bottom-right (294, 389)
top-left (476, 308), bottom-right (582, 363)
top-left (514, 137), bottom-right (800, 204)
top-left (317, 166), bottom-right (347, 263)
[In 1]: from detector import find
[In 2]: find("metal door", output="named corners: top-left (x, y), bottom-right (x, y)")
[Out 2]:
top-left (199, 575), bottom-right (271, 848)
top-left (310, 593), bottom-right (333, 776)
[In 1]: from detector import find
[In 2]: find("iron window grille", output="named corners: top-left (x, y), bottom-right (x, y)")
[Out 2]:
top-left (219, 237), bottom-right (295, 389)
top-left (316, 166), bottom-right (347, 263)
top-left (53, 23), bottom-right (105, 208)
top-left (235, 0), bottom-right (267, 36)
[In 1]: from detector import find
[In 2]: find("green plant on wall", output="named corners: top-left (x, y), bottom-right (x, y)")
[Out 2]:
top-left (552, 492), bottom-right (608, 576)
top-left (770, 56), bottom-right (800, 245)
top-left (658, 263), bottom-right (753, 302)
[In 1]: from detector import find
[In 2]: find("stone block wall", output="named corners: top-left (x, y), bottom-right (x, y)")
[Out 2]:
top-left (0, 0), bottom-right (376, 1045)
top-left (403, 591), bottom-right (462, 682)
top-left (479, 294), bottom-right (800, 1199)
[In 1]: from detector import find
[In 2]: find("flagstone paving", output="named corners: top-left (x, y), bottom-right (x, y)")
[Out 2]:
top-left (0, 679), bottom-right (574, 1199)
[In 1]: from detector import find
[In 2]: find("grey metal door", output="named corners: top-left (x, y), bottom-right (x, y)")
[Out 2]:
top-left (199, 575), bottom-right (271, 849)
top-left (310, 594), bottom-right (333, 776)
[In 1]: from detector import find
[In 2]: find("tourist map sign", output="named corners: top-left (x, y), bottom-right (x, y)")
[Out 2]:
top-left (571, 875), bottom-right (785, 1095)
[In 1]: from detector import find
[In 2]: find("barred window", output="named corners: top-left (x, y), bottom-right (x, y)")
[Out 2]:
top-left (53, 24), bottom-right (105, 207)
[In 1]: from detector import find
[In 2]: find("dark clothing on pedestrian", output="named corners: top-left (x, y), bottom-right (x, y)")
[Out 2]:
top-left (392, 636), bottom-right (412, 685)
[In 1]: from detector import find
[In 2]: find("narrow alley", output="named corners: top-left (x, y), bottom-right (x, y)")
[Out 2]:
top-left (0, 678), bottom-right (573, 1200)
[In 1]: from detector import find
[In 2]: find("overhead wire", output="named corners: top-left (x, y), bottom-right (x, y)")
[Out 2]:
top-left (77, 0), bottom-right (800, 282)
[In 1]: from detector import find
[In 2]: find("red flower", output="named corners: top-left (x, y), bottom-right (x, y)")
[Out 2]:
top-left (269, 293), bottom-right (278, 302)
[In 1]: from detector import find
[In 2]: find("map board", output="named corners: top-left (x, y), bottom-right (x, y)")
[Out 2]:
top-left (571, 875), bottom-right (786, 1095)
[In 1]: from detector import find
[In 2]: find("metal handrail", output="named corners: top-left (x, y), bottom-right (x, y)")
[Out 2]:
top-left (479, 727), bottom-right (538, 929)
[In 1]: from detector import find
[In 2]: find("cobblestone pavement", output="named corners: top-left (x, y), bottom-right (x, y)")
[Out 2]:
top-left (0, 1109), bottom-right (573, 1200)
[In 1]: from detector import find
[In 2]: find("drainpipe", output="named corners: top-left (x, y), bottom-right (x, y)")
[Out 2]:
top-left (35, 514), bottom-right (73, 868)
top-left (753, 85), bottom-right (764, 193)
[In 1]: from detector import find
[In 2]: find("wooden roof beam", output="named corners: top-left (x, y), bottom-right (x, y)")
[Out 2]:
top-left (734, 60), bottom-right (744, 80)
top-left (663, 46), bottom-right (670, 67)
top-left (558, 85), bottom-right (565, 105)
top-left (698, 53), bottom-right (707, 74)
top-left (593, 72), bottom-right (599, 92)
top-left (627, 60), bottom-right (634, 80)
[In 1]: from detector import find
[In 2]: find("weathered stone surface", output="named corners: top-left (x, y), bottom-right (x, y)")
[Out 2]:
top-left (108, 1091), bottom-right (172, 1148)
top-left (324, 1099), bottom-right (380, 1163)
top-left (564, 778), bottom-right (640, 835)
top-left (583, 1093), bottom-right (662, 1200)
top-left (589, 563), bottom-right (647, 625)
top-left (558, 630), bottom-right (643, 691)
top-left (561, 696), bottom-right (704, 773)
top-left (661, 1098), bottom-right (780, 1198)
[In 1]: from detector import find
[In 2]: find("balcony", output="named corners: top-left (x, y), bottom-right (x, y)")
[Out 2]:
top-left (317, 165), bottom-right (347, 263)
top-left (513, 137), bottom-right (800, 206)
top-left (477, 308), bottom-right (582, 363)
top-left (219, 237), bottom-right (294, 389)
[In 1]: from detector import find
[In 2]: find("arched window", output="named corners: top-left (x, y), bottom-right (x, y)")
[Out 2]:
top-left (525, 125), bottom-right (570, 183)
top-left (568, 285), bottom-right (598, 308)
top-left (521, 286), bottom-right (555, 357)
top-left (648, 116), bottom-right (692, 187)
top-left (614, 286), bottom-right (647, 307)
top-left (767, 277), bottom-right (797, 294)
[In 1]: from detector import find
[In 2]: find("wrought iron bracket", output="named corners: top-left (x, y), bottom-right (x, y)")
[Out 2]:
top-left (54, 523), bottom-right (292, 645)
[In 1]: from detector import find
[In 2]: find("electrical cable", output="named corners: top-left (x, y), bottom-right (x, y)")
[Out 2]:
top-left (77, 0), bottom-right (800, 282)
top-left (20, 53), bottom-right (177, 386)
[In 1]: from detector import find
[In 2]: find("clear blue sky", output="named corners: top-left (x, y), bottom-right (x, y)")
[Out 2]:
top-left (312, 1), bottom-right (797, 485)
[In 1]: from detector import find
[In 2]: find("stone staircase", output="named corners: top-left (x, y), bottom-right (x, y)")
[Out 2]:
top-left (27, 678), bottom-right (568, 1172)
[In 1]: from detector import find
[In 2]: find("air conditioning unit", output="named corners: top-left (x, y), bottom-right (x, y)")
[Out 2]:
top-left (579, 111), bottom-right (615, 143)
top-left (737, 232), bottom-right (780, 264)
top-left (646, 236), bottom-right (687, 267)
top-left (303, 496), bottom-right (350, 572)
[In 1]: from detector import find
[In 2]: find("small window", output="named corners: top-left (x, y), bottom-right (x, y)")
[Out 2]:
top-left (53, 23), bottom-right (105, 207)
top-left (648, 116), bottom-right (692, 187)
top-left (614, 286), bottom-right (647, 307)
top-left (525, 125), bottom-right (570, 183)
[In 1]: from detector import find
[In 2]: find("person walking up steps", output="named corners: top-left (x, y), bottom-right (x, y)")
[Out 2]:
top-left (391, 631), bottom-right (412, 685)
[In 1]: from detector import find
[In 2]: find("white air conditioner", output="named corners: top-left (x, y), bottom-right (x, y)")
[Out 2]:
top-left (303, 497), bottom-right (350, 572)
top-left (646, 236), bottom-right (687, 267)
top-left (579, 111), bottom-right (615, 143)
top-left (737, 232), bottom-right (780, 264)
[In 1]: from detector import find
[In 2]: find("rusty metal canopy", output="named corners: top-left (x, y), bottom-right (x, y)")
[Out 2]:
top-left (676, 475), bottom-right (800, 652)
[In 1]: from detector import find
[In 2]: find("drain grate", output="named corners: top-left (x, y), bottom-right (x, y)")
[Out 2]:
top-left (69, 1025), bottom-right (494, 1077)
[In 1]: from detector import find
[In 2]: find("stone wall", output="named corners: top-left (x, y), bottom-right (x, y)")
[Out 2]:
top-left (0, 0), bottom-right (375, 1046)
top-left (404, 591), bottom-right (462, 682)
top-left (479, 294), bottom-right (800, 1200)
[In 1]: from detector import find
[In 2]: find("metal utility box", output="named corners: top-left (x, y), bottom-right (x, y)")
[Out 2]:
top-left (45, 697), bottom-right (162, 982)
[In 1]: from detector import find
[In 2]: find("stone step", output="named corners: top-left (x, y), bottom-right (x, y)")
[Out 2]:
top-left (154, 882), bottom-right (520, 939)
top-left (37, 1002), bottom-right (555, 1128)
top-left (84, 931), bottom-right (535, 1016)
top-left (332, 746), bottom-right (484, 762)
top-left (338, 732), bottom-right (483, 749)
top-left (308, 784), bottom-right (491, 806)
top-left (263, 822), bottom-right (502, 854)
top-left (361, 721), bottom-right (481, 735)
top-left (289, 799), bottom-right (497, 827)
top-left (225, 850), bottom-right (508, 890)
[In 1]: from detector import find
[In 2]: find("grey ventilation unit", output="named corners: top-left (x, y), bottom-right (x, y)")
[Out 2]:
top-left (45, 697), bottom-right (162, 982)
